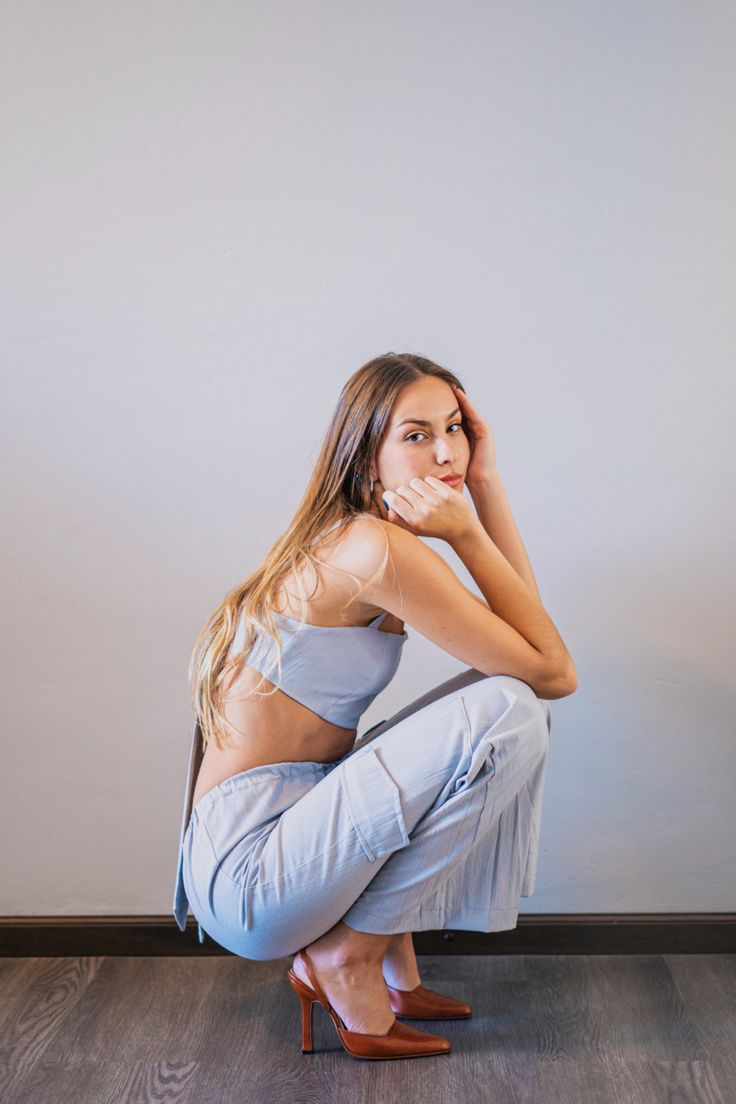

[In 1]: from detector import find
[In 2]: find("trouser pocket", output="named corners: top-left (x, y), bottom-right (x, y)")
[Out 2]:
top-left (339, 744), bottom-right (411, 862)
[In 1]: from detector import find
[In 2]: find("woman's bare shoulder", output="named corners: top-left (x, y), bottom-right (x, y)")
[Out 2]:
top-left (334, 515), bottom-right (430, 615)
top-left (305, 514), bottom-right (394, 613)
top-left (327, 513), bottom-right (396, 573)
top-left (331, 516), bottom-right (405, 628)
top-left (313, 512), bottom-right (389, 555)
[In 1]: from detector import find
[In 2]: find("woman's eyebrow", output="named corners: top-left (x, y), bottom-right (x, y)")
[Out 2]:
top-left (396, 406), bottom-right (460, 428)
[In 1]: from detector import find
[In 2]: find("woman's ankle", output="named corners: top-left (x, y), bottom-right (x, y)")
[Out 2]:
top-left (306, 921), bottom-right (393, 969)
top-left (381, 931), bottom-right (422, 989)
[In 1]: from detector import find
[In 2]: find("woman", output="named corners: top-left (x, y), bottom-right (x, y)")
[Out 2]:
top-left (172, 352), bottom-right (577, 1061)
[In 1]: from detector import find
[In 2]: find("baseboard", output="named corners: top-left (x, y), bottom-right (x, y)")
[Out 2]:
top-left (1, 914), bottom-right (734, 956)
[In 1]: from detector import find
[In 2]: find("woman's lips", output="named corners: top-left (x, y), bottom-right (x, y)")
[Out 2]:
top-left (440, 474), bottom-right (462, 485)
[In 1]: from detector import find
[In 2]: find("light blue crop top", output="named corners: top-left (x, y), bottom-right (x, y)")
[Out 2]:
top-left (231, 608), bottom-right (408, 730)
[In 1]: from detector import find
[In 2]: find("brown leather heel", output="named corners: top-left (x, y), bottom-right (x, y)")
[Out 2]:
top-left (286, 948), bottom-right (452, 1060)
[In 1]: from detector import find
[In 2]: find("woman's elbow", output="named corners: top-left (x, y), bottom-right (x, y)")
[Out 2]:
top-left (539, 657), bottom-right (578, 700)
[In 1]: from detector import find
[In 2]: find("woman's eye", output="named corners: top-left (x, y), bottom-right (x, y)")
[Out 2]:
top-left (405, 423), bottom-right (464, 443)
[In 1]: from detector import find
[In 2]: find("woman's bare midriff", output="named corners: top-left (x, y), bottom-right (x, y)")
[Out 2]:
top-left (190, 608), bottom-right (404, 814)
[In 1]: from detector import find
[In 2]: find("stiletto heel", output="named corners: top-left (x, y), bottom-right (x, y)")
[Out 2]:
top-left (286, 948), bottom-right (452, 1060)
top-left (287, 969), bottom-right (318, 1052)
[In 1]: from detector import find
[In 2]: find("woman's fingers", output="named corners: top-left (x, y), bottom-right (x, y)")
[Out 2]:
top-left (452, 382), bottom-right (475, 408)
top-left (386, 483), bottom-right (421, 514)
top-left (381, 473), bottom-right (473, 541)
top-left (378, 476), bottom-right (451, 535)
top-left (452, 383), bottom-right (480, 427)
top-left (384, 478), bottom-right (441, 527)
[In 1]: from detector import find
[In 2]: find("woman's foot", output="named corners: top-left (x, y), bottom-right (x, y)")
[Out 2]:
top-left (291, 949), bottom-right (396, 1035)
top-left (381, 931), bottom-right (422, 991)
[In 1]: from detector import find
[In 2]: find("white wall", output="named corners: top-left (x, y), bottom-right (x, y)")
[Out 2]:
top-left (1, 0), bottom-right (734, 921)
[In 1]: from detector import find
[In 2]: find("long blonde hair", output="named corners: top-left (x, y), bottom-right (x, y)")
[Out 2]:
top-left (188, 351), bottom-right (468, 750)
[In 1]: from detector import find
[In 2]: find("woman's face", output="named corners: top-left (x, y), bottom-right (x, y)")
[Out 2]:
top-left (370, 376), bottom-right (471, 512)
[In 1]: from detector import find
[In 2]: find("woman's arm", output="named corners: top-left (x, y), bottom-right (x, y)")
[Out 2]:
top-left (467, 474), bottom-right (543, 605)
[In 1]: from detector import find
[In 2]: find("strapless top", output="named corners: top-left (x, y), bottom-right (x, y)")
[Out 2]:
top-left (233, 607), bottom-right (408, 730)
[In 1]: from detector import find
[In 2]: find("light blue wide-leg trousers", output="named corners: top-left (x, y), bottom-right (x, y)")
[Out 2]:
top-left (175, 669), bottom-right (551, 960)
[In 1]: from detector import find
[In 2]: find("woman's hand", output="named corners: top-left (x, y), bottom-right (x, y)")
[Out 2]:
top-left (374, 475), bottom-right (477, 543)
top-left (451, 383), bottom-right (498, 487)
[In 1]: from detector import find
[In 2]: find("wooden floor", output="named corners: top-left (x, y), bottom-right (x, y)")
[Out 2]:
top-left (1, 953), bottom-right (734, 1102)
